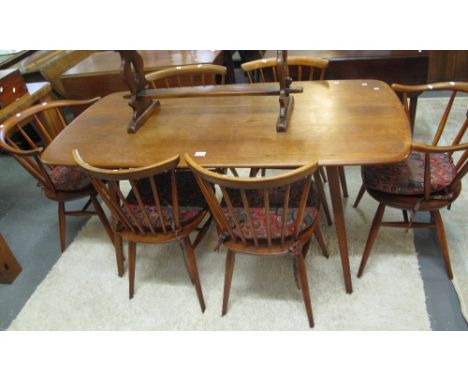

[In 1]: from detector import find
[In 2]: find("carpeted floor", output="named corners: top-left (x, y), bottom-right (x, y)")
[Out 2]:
top-left (8, 166), bottom-right (431, 330)
top-left (411, 97), bottom-right (468, 321)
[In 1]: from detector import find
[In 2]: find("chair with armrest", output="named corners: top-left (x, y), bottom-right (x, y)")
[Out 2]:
top-left (356, 82), bottom-right (468, 279)
top-left (73, 152), bottom-right (208, 312)
top-left (185, 153), bottom-right (329, 328)
top-left (0, 98), bottom-right (112, 252)
top-left (146, 64), bottom-right (226, 89)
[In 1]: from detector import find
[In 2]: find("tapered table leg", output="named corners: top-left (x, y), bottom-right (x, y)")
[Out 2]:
top-left (326, 166), bottom-right (353, 294)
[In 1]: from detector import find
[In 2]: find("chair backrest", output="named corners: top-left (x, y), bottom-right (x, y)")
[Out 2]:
top-left (73, 152), bottom-right (204, 238)
top-left (40, 50), bottom-right (96, 97)
top-left (145, 64), bottom-right (227, 89)
top-left (392, 82), bottom-right (468, 200)
top-left (185, 153), bottom-right (319, 249)
top-left (0, 98), bottom-right (99, 194)
top-left (241, 56), bottom-right (329, 83)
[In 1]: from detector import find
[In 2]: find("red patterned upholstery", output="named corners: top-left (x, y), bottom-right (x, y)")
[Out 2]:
top-left (222, 181), bottom-right (320, 240)
top-left (125, 171), bottom-right (207, 230)
top-left (50, 166), bottom-right (91, 191)
top-left (362, 151), bottom-right (457, 196)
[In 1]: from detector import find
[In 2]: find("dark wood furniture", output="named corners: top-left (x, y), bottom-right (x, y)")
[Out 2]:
top-left (0, 99), bottom-right (112, 252)
top-left (41, 80), bottom-right (411, 294)
top-left (357, 82), bottom-right (468, 280)
top-left (0, 69), bottom-right (28, 109)
top-left (428, 51), bottom-right (468, 82)
top-left (264, 50), bottom-right (429, 85)
top-left (73, 152), bottom-right (208, 311)
top-left (0, 233), bottom-right (22, 284)
top-left (186, 154), bottom-right (328, 327)
top-left (60, 50), bottom-right (224, 99)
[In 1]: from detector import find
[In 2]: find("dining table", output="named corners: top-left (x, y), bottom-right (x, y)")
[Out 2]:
top-left (41, 80), bottom-right (412, 294)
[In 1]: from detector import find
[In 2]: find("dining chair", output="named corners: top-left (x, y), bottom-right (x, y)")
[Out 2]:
top-left (356, 81), bottom-right (468, 280)
top-left (0, 99), bottom-right (112, 252)
top-left (146, 64), bottom-right (227, 88)
top-left (185, 153), bottom-right (329, 328)
top-left (73, 152), bottom-right (209, 312)
top-left (241, 55), bottom-right (348, 214)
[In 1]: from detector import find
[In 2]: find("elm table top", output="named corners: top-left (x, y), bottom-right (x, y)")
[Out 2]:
top-left (41, 80), bottom-right (411, 169)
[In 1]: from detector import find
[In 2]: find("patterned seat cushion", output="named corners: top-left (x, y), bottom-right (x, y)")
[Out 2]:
top-left (362, 151), bottom-right (457, 196)
top-left (50, 166), bottom-right (91, 192)
top-left (125, 171), bottom-right (208, 230)
top-left (222, 181), bottom-right (320, 240)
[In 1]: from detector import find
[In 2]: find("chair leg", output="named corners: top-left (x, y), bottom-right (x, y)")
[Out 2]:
top-left (91, 195), bottom-right (113, 243)
top-left (179, 241), bottom-right (195, 285)
top-left (261, 168), bottom-right (266, 177)
top-left (297, 251), bottom-right (314, 328)
top-left (319, 167), bottom-right (327, 183)
top-left (353, 184), bottom-right (366, 208)
top-left (314, 172), bottom-right (332, 226)
top-left (222, 249), bottom-right (236, 316)
top-left (128, 241), bottom-right (136, 299)
top-left (58, 201), bottom-right (66, 253)
top-left (431, 210), bottom-right (453, 280)
top-left (114, 233), bottom-right (125, 277)
top-left (314, 227), bottom-right (329, 258)
top-left (357, 203), bottom-right (386, 278)
top-left (292, 257), bottom-right (301, 290)
top-left (338, 166), bottom-right (348, 198)
top-left (182, 237), bottom-right (206, 313)
top-left (192, 215), bottom-right (213, 249)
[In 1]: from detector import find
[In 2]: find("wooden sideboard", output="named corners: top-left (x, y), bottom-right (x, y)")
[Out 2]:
top-left (428, 51), bottom-right (468, 82)
top-left (61, 50), bottom-right (225, 99)
top-left (264, 50), bottom-right (429, 85)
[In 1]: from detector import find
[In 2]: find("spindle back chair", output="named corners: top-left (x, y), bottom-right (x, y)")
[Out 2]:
top-left (185, 154), bottom-right (329, 328)
top-left (73, 151), bottom-right (208, 312)
top-left (241, 56), bottom-right (329, 83)
top-left (356, 82), bottom-right (468, 280)
top-left (146, 64), bottom-right (226, 89)
top-left (0, 98), bottom-right (112, 252)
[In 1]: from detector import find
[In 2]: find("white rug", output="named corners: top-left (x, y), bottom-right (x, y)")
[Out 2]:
top-left (8, 165), bottom-right (431, 330)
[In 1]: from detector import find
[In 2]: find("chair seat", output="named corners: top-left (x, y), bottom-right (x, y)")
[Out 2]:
top-left (125, 171), bottom-right (207, 230)
top-left (222, 182), bottom-right (320, 240)
top-left (362, 151), bottom-right (457, 196)
top-left (50, 166), bottom-right (91, 191)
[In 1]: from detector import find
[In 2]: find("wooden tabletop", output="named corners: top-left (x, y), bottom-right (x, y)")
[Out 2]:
top-left (41, 80), bottom-right (411, 168)
top-left (62, 50), bottom-right (223, 78)
top-left (0, 82), bottom-right (51, 123)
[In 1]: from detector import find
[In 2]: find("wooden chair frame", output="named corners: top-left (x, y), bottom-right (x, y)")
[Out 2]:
top-left (146, 64), bottom-right (227, 88)
top-left (185, 153), bottom-right (329, 328)
top-left (356, 82), bottom-right (468, 280)
top-left (73, 151), bottom-right (209, 312)
top-left (241, 56), bottom-right (329, 83)
top-left (0, 98), bottom-right (112, 252)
